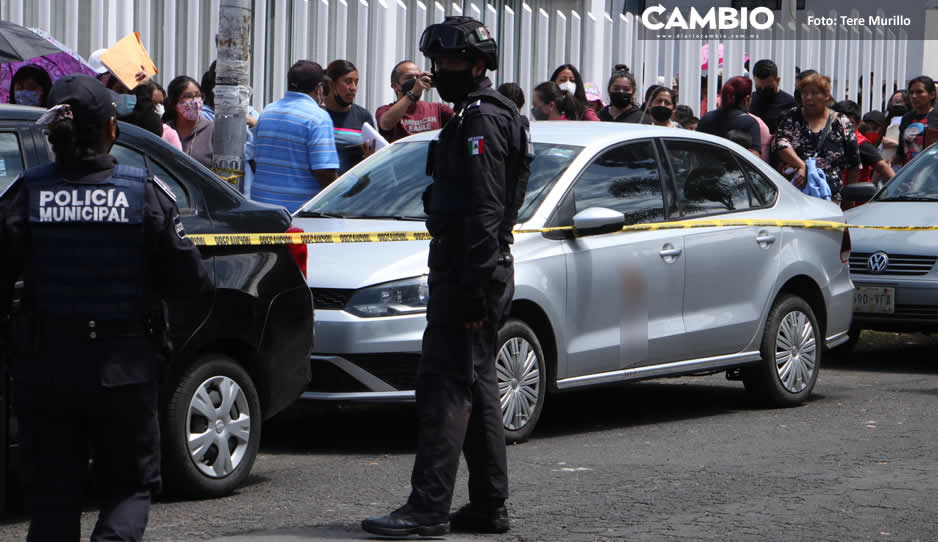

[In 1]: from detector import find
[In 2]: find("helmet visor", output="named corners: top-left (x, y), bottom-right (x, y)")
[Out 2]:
top-left (420, 25), bottom-right (469, 51)
top-left (420, 24), bottom-right (491, 54)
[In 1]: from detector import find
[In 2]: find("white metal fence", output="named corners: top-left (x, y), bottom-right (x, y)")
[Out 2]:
top-left (0, 0), bottom-right (914, 117)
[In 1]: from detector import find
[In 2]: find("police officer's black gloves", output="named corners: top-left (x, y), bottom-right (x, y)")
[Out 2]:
top-left (463, 287), bottom-right (487, 323)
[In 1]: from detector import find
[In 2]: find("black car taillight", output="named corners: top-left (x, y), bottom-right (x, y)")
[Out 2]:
top-left (840, 228), bottom-right (851, 264)
top-left (286, 226), bottom-right (307, 278)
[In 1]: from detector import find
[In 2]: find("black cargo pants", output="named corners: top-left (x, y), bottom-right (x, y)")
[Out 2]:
top-left (15, 376), bottom-right (160, 542)
top-left (407, 263), bottom-right (514, 516)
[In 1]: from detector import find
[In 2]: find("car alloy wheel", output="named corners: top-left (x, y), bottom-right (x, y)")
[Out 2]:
top-left (163, 354), bottom-right (262, 497)
top-left (497, 336), bottom-right (541, 432)
top-left (495, 318), bottom-right (548, 443)
top-left (743, 294), bottom-right (821, 407)
top-left (774, 310), bottom-right (818, 394)
top-left (187, 375), bottom-right (252, 478)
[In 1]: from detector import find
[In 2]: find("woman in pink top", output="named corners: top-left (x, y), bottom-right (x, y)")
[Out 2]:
top-left (151, 82), bottom-right (183, 150)
top-left (748, 112), bottom-right (771, 162)
top-left (531, 82), bottom-right (580, 121)
top-left (550, 64), bottom-right (600, 121)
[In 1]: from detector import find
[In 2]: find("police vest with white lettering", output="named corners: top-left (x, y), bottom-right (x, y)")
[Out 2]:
top-left (24, 163), bottom-right (151, 322)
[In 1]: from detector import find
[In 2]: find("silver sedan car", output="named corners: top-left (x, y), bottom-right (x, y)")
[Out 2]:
top-left (294, 122), bottom-right (854, 442)
top-left (843, 143), bottom-right (938, 347)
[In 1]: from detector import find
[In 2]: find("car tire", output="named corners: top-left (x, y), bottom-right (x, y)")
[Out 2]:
top-left (743, 295), bottom-right (821, 407)
top-left (496, 318), bottom-right (547, 444)
top-left (162, 353), bottom-right (262, 498)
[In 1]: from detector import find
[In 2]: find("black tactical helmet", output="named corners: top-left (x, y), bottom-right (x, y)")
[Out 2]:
top-left (419, 16), bottom-right (498, 71)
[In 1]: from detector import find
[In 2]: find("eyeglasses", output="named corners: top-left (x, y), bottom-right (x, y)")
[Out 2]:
top-left (180, 92), bottom-right (202, 101)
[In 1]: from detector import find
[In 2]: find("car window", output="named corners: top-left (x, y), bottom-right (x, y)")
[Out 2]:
top-left (301, 141), bottom-right (581, 222)
top-left (738, 157), bottom-right (778, 206)
top-left (111, 144), bottom-right (148, 170)
top-left (0, 132), bottom-right (26, 193)
top-left (875, 143), bottom-right (938, 201)
top-left (572, 141), bottom-right (665, 225)
top-left (664, 140), bottom-right (751, 216)
top-left (111, 144), bottom-right (190, 208)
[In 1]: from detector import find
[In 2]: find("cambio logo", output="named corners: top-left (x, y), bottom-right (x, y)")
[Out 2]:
top-left (641, 5), bottom-right (774, 31)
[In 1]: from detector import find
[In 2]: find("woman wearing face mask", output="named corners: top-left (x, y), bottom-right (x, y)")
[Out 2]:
top-left (9, 65), bottom-right (52, 108)
top-left (640, 86), bottom-right (678, 127)
top-left (894, 76), bottom-right (937, 168)
top-left (531, 82), bottom-right (577, 121)
top-left (598, 67), bottom-right (643, 123)
top-left (147, 82), bottom-right (183, 150)
top-left (550, 64), bottom-right (599, 121)
top-left (879, 90), bottom-right (908, 164)
top-left (163, 75), bottom-right (215, 169)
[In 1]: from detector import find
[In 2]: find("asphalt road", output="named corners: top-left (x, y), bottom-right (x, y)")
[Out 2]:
top-left (2, 331), bottom-right (936, 541)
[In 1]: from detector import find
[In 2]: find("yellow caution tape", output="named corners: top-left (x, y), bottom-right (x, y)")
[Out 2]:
top-left (187, 218), bottom-right (938, 247)
top-left (211, 167), bottom-right (245, 185)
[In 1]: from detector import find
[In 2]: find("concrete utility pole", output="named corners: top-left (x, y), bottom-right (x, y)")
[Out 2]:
top-left (212, 0), bottom-right (253, 192)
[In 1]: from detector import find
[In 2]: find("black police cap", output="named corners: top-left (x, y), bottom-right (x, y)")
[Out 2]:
top-left (47, 74), bottom-right (118, 126)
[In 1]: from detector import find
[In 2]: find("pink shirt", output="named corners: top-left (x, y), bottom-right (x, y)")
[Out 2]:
top-left (748, 113), bottom-right (771, 162)
top-left (162, 123), bottom-right (183, 150)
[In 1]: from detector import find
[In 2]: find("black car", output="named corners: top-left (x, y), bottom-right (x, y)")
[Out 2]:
top-left (0, 106), bottom-right (314, 508)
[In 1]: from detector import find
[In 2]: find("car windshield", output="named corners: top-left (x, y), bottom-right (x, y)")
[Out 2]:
top-left (297, 141), bottom-right (582, 222)
top-left (875, 144), bottom-right (938, 202)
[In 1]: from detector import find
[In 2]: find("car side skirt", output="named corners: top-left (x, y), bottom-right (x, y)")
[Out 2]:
top-left (555, 350), bottom-right (763, 390)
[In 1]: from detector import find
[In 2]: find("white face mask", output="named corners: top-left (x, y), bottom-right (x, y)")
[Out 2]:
top-left (559, 81), bottom-right (577, 95)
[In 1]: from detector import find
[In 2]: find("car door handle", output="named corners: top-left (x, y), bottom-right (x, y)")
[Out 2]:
top-left (659, 247), bottom-right (683, 258)
top-left (756, 232), bottom-right (777, 245)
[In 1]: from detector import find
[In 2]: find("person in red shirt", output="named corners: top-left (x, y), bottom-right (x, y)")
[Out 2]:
top-left (376, 60), bottom-right (455, 142)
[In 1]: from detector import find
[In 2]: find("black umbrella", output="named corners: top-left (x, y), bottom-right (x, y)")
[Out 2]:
top-left (0, 21), bottom-right (64, 64)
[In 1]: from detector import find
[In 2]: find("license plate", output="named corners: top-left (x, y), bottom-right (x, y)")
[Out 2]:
top-left (854, 287), bottom-right (895, 314)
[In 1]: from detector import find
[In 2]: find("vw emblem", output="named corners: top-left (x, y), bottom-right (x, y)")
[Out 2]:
top-left (868, 252), bottom-right (889, 274)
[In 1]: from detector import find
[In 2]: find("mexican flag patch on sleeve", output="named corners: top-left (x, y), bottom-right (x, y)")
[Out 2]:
top-left (468, 136), bottom-right (485, 155)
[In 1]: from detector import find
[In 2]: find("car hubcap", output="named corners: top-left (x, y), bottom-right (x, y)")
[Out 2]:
top-left (775, 311), bottom-right (817, 394)
top-left (496, 337), bottom-right (541, 431)
top-left (187, 376), bottom-right (251, 478)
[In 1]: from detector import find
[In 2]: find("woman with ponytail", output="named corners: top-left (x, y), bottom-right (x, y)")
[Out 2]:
top-left (697, 76), bottom-right (763, 156)
top-left (531, 81), bottom-right (579, 121)
top-left (549, 64), bottom-right (599, 121)
top-left (0, 74), bottom-right (211, 541)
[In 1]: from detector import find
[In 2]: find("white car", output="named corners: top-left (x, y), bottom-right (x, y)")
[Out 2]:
top-left (294, 122), bottom-right (854, 442)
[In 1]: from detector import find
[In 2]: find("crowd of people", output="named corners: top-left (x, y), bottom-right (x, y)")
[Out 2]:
top-left (6, 50), bottom-right (937, 210)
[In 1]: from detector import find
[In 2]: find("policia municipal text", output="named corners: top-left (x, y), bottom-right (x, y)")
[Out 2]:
top-left (0, 75), bottom-right (212, 541)
top-left (362, 16), bottom-right (534, 537)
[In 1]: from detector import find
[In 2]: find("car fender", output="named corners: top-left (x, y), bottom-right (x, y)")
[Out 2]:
top-left (743, 229), bottom-right (844, 352)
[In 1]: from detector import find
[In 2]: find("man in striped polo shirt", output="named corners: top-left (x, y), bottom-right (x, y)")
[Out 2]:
top-left (252, 61), bottom-right (340, 212)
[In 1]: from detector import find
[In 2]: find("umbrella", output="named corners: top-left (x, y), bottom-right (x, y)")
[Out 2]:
top-left (0, 21), bottom-right (61, 64)
top-left (0, 27), bottom-right (97, 104)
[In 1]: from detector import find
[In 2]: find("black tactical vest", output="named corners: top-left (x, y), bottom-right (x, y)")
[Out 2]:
top-left (425, 85), bottom-right (532, 247)
top-left (24, 163), bottom-right (150, 322)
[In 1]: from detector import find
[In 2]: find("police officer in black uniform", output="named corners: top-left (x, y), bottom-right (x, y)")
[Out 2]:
top-left (0, 74), bottom-right (212, 541)
top-left (362, 16), bottom-right (533, 538)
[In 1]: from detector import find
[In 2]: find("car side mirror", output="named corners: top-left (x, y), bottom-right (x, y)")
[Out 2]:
top-left (572, 207), bottom-right (625, 237)
top-left (841, 183), bottom-right (878, 203)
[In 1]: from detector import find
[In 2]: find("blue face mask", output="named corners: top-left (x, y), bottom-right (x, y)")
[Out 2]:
top-left (115, 94), bottom-right (137, 116)
top-left (14, 89), bottom-right (42, 107)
